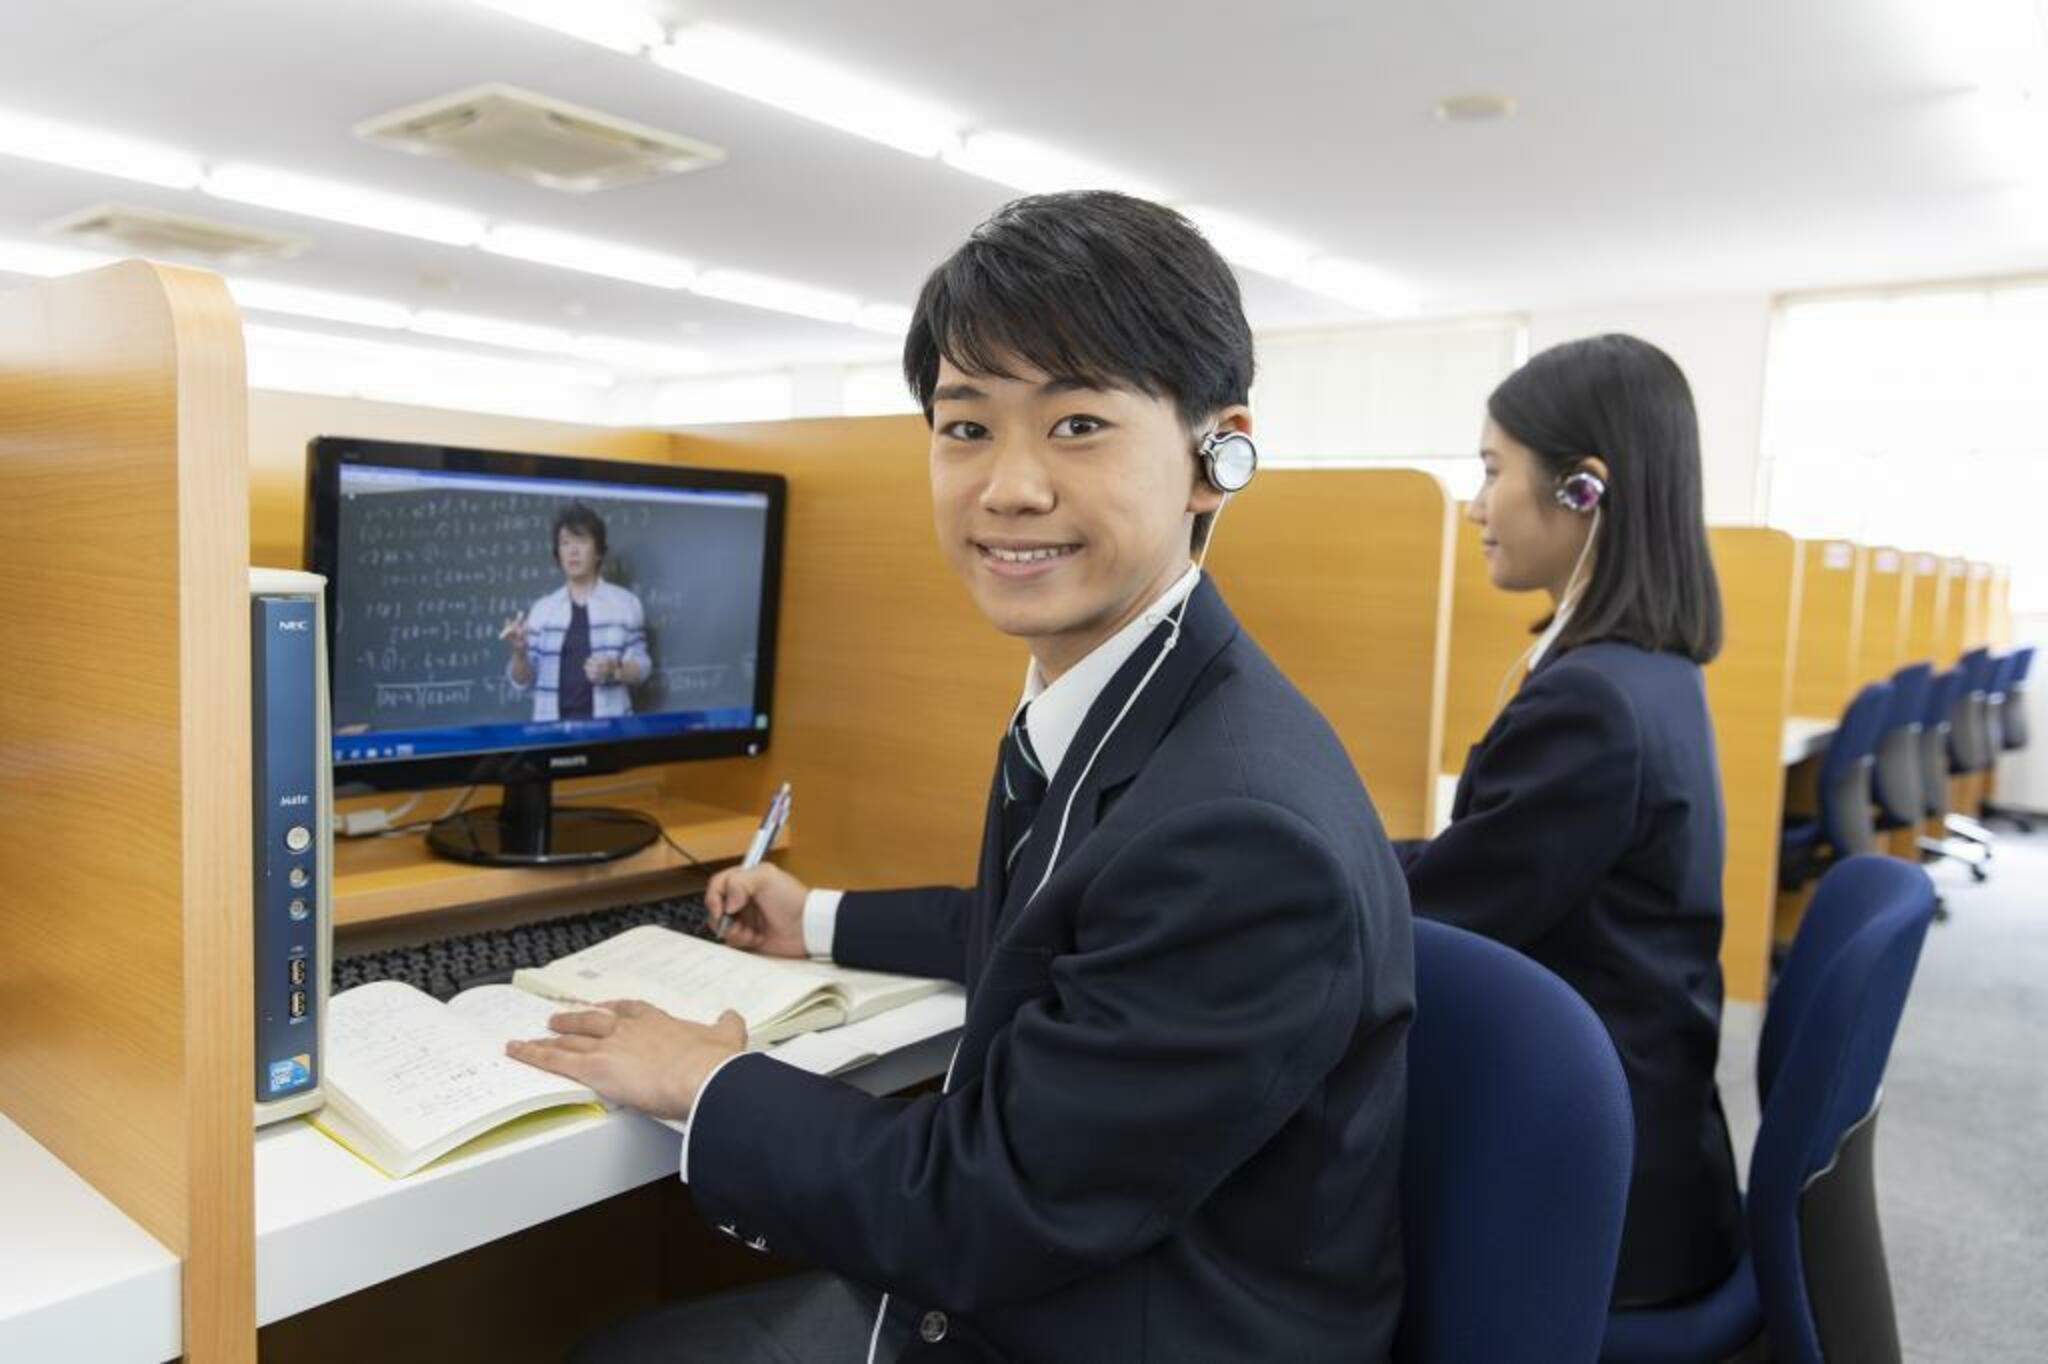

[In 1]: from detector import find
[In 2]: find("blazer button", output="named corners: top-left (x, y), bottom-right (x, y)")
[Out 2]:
top-left (918, 1310), bottom-right (948, 1343)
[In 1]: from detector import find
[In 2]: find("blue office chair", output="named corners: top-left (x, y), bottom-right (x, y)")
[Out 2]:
top-left (1915, 666), bottom-right (1988, 881)
top-left (1602, 855), bottom-right (1936, 1364)
top-left (1943, 648), bottom-right (1999, 853)
top-left (1396, 919), bottom-right (1634, 1364)
top-left (1871, 664), bottom-right (1931, 835)
top-left (1984, 646), bottom-right (2038, 831)
top-left (1780, 680), bottom-right (1892, 888)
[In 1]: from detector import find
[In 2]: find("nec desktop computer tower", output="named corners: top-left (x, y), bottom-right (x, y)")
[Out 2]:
top-left (250, 568), bottom-right (333, 1127)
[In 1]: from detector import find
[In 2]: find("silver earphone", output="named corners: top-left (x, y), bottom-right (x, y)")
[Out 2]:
top-left (1199, 429), bottom-right (1258, 493)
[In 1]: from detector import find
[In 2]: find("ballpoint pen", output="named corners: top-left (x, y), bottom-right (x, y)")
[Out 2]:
top-left (714, 782), bottom-right (791, 941)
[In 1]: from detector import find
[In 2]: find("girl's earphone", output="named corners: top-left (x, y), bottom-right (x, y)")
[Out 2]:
top-left (1555, 468), bottom-right (1606, 514)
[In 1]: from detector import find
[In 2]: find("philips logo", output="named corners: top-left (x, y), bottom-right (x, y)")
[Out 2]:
top-left (278, 619), bottom-right (310, 631)
top-left (550, 755), bottom-right (589, 770)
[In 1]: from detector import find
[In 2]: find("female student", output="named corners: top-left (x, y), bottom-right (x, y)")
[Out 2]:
top-left (1399, 333), bottom-right (1742, 1308)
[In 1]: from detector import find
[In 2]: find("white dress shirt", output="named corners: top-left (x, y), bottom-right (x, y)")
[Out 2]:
top-left (682, 565), bottom-right (1202, 1183)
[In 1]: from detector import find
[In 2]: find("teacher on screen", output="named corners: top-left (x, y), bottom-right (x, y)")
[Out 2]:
top-left (504, 503), bottom-right (652, 721)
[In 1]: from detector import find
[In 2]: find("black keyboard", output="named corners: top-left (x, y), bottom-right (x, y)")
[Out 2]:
top-left (333, 893), bottom-right (716, 1001)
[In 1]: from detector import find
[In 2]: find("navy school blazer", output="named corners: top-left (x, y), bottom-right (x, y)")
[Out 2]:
top-left (687, 579), bottom-right (1415, 1361)
top-left (1398, 638), bottom-right (1743, 1307)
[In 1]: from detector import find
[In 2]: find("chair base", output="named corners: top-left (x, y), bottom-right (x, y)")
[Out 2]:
top-left (1943, 813), bottom-right (1996, 853)
top-left (1918, 836), bottom-right (1989, 882)
top-left (1980, 801), bottom-right (2041, 833)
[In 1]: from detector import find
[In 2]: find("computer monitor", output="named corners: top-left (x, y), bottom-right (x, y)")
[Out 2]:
top-left (304, 435), bottom-right (785, 867)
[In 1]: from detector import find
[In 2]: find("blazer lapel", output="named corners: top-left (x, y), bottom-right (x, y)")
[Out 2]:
top-left (996, 579), bottom-right (1240, 928)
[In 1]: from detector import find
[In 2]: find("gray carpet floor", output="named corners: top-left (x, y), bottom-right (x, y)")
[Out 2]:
top-left (1716, 833), bottom-right (2048, 1362)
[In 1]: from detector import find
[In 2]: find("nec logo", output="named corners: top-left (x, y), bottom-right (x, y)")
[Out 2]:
top-left (279, 794), bottom-right (310, 806)
top-left (278, 620), bottom-right (310, 631)
top-left (549, 755), bottom-right (589, 769)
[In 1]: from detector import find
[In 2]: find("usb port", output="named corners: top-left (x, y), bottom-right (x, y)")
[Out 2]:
top-left (288, 957), bottom-right (307, 986)
top-left (288, 990), bottom-right (308, 1019)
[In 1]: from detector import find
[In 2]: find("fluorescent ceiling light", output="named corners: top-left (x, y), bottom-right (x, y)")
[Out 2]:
top-left (692, 267), bottom-right (859, 324)
top-left (245, 324), bottom-right (613, 390)
top-left (0, 109), bottom-right (204, 189)
top-left (569, 334), bottom-right (707, 372)
top-left (469, 0), bottom-right (665, 55)
top-left (1179, 205), bottom-right (1316, 278)
top-left (942, 131), bottom-right (1163, 199)
top-left (481, 224), bottom-right (697, 289)
top-left (851, 302), bottom-right (914, 336)
top-left (1286, 257), bottom-right (1420, 317)
top-left (413, 308), bottom-right (573, 353)
top-left (0, 239), bottom-right (116, 277)
top-left (204, 164), bottom-right (486, 246)
top-left (226, 277), bottom-right (412, 329)
top-left (654, 24), bottom-right (960, 159)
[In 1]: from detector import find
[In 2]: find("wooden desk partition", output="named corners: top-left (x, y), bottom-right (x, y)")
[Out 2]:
top-left (1789, 540), bottom-right (1866, 719)
top-left (1904, 552), bottom-right (1951, 668)
top-left (0, 263), bottom-right (254, 1361)
top-left (1707, 528), bottom-right (1803, 1002)
top-left (1441, 513), bottom-right (1540, 774)
top-left (1962, 561), bottom-right (1993, 651)
top-left (1856, 547), bottom-right (1912, 686)
top-left (1936, 557), bottom-right (1971, 664)
top-left (666, 421), bottom-right (1456, 879)
top-left (1990, 565), bottom-right (2013, 649)
top-left (1204, 468), bottom-right (1455, 839)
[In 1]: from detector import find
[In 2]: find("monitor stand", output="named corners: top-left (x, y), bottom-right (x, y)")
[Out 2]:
top-left (426, 775), bottom-right (660, 867)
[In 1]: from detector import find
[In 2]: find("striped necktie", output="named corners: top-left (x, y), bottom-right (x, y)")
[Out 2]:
top-left (999, 703), bottom-right (1049, 889)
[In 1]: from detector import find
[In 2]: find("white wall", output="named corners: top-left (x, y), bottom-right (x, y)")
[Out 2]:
top-left (1527, 293), bottom-right (1775, 525)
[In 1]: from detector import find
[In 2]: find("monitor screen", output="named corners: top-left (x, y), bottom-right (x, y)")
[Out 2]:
top-left (305, 436), bottom-right (785, 798)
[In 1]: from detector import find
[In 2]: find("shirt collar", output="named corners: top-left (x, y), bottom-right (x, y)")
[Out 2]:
top-left (1016, 566), bottom-right (1201, 782)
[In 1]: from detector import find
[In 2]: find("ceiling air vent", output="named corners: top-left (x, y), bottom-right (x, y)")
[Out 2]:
top-left (356, 84), bottom-right (725, 193)
top-left (43, 203), bottom-right (309, 263)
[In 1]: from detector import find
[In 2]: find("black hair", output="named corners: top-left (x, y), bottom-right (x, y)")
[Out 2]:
top-left (1488, 333), bottom-right (1722, 663)
top-left (551, 502), bottom-right (608, 564)
top-left (903, 191), bottom-right (1254, 548)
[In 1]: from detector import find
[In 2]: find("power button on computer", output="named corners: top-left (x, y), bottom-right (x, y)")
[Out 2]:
top-left (285, 825), bottom-right (312, 853)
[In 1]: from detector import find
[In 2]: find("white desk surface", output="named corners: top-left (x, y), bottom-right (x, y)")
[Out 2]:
top-left (1432, 773), bottom-right (1460, 836)
top-left (1783, 715), bottom-right (1837, 766)
top-left (255, 988), bottom-right (964, 1325)
top-left (0, 1112), bottom-right (181, 1364)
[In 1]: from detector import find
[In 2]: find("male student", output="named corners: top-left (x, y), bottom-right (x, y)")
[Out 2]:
top-left (511, 190), bottom-right (1414, 1363)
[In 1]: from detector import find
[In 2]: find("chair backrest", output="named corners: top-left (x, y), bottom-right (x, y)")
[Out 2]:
top-left (1918, 667), bottom-right (1965, 814)
top-left (1745, 862), bottom-right (1935, 1364)
top-left (2004, 645), bottom-right (2035, 751)
top-left (1949, 647), bottom-right (1994, 772)
top-left (1873, 665), bottom-right (1931, 825)
top-left (1396, 919), bottom-right (1634, 1364)
top-left (1817, 681), bottom-right (1891, 853)
top-left (1757, 854), bottom-right (1918, 1104)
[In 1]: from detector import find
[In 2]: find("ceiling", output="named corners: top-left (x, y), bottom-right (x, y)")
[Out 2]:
top-left (0, 0), bottom-right (2041, 378)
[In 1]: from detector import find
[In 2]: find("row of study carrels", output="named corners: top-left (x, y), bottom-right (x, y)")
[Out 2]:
top-left (0, 259), bottom-right (1986, 1362)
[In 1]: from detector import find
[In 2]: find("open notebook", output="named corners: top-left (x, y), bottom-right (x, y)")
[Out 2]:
top-left (316, 928), bottom-right (945, 1178)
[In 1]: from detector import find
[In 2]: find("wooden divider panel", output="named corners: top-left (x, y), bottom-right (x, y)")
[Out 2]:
top-left (1963, 562), bottom-right (1992, 651)
top-left (1904, 552), bottom-right (1951, 668)
top-left (0, 262), bottom-right (254, 1361)
top-left (1706, 528), bottom-right (1802, 1003)
top-left (1789, 540), bottom-right (1866, 720)
top-left (1856, 547), bottom-right (1912, 686)
top-left (1204, 467), bottom-right (1454, 839)
top-left (1936, 557), bottom-right (1971, 664)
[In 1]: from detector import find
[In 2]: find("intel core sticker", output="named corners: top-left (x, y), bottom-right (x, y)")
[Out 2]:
top-left (268, 1055), bottom-right (312, 1094)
